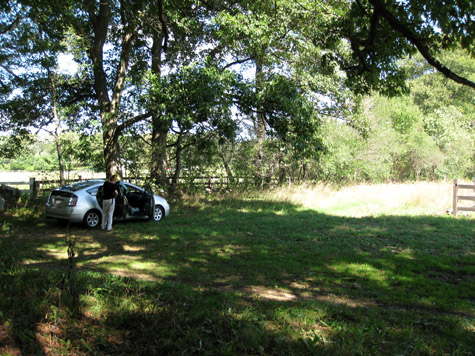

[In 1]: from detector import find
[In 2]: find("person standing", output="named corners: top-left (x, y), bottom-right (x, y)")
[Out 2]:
top-left (101, 174), bottom-right (119, 231)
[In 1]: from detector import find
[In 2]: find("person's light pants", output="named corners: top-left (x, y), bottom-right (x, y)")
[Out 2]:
top-left (101, 198), bottom-right (115, 230)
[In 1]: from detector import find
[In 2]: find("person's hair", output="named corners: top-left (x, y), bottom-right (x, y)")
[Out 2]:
top-left (111, 174), bottom-right (119, 181)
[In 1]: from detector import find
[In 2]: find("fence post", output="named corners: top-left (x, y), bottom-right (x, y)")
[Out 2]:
top-left (29, 177), bottom-right (36, 196)
top-left (453, 179), bottom-right (458, 216)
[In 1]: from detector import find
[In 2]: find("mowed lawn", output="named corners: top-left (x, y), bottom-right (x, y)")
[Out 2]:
top-left (0, 182), bottom-right (474, 355)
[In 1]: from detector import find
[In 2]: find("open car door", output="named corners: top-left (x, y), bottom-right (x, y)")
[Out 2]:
top-left (115, 183), bottom-right (129, 219)
top-left (96, 185), bottom-right (104, 207)
top-left (144, 184), bottom-right (155, 219)
top-left (143, 183), bottom-right (155, 219)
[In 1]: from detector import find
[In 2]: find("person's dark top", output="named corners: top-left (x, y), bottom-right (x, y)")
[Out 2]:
top-left (103, 181), bottom-right (117, 200)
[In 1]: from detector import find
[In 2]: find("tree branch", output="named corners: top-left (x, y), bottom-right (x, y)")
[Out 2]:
top-left (137, 133), bottom-right (151, 147)
top-left (116, 112), bottom-right (152, 134)
top-left (157, 0), bottom-right (169, 52)
top-left (0, 64), bottom-right (21, 80)
top-left (354, 0), bottom-right (368, 14)
top-left (0, 15), bottom-right (21, 34)
top-left (368, 0), bottom-right (475, 90)
top-left (223, 57), bottom-right (254, 69)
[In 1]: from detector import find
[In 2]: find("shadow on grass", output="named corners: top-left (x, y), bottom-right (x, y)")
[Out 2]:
top-left (1, 197), bottom-right (474, 355)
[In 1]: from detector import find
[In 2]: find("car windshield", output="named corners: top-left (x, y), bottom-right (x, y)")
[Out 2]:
top-left (86, 186), bottom-right (99, 195)
top-left (58, 180), bottom-right (102, 192)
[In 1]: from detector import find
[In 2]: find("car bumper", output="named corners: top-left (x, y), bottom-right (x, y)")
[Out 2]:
top-left (45, 205), bottom-right (89, 224)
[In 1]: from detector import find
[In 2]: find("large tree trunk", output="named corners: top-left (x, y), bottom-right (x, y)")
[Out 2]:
top-left (88, 0), bottom-right (116, 178)
top-left (86, 0), bottom-right (134, 179)
top-left (150, 31), bottom-right (170, 187)
top-left (102, 122), bottom-right (121, 179)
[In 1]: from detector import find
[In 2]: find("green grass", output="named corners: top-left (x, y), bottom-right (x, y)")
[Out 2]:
top-left (0, 187), bottom-right (474, 355)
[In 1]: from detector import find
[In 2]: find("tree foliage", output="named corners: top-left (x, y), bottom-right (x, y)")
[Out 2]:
top-left (341, 0), bottom-right (475, 93)
top-left (1, 0), bottom-right (475, 189)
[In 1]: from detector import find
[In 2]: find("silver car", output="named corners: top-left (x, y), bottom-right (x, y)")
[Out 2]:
top-left (45, 179), bottom-right (170, 228)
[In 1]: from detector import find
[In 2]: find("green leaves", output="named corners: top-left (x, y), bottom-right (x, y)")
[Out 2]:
top-left (258, 74), bottom-right (323, 157)
top-left (150, 64), bottom-right (238, 138)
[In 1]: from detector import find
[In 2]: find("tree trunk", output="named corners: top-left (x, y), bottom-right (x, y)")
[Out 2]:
top-left (151, 125), bottom-right (169, 186)
top-left (102, 122), bottom-right (121, 179)
top-left (255, 58), bottom-right (266, 189)
top-left (50, 72), bottom-right (66, 186)
top-left (86, 0), bottom-right (134, 179)
top-left (53, 109), bottom-right (66, 186)
top-left (171, 133), bottom-right (183, 186)
top-left (220, 151), bottom-right (234, 184)
top-left (278, 157), bottom-right (286, 185)
top-left (150, 31), bottom-right (170, 187)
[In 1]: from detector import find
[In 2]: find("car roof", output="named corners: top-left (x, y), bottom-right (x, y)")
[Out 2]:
top-left (55, 179), bottom-right (153, 194)
top-left (56, 179), bottom-right (104, 192)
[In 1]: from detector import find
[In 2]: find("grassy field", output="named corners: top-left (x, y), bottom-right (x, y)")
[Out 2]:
top-left (0, 182), bottom-right (474, 355)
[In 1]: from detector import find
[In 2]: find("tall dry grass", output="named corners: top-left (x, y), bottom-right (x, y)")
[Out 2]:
top-left (263, 181), bottom-right (455, 217)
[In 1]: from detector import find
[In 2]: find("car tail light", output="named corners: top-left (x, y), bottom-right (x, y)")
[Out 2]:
top-left (68, 195), bottom-right (78, 207)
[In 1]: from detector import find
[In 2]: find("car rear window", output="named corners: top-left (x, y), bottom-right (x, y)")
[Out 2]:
top-left (59, 180), bottom-right (102, 192)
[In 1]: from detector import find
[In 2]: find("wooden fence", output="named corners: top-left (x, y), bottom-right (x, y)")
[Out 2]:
top-left (0, 177), bottom-right (38, 194)
top-left (0, 175), bottom-right (256, 196)
top-left (452, 179), bottom-right (475, 216)
top-left (0, 177), bottom-right (79, 195)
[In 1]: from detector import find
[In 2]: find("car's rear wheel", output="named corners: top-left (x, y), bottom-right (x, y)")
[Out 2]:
top-left (83, 209), bottom-right (101, 228)
top-left (153, 205), bottom-right (164, 221)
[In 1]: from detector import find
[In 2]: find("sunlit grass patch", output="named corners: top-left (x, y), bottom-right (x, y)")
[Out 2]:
top-left (35, 246), bottom-right (67, 260)
top-left (77, 256), bottom-right (176, 280)
top-left (331, 262), bottom-right (388, 283)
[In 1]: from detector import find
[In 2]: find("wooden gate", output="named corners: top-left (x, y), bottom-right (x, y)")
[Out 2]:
top-left (452, 179), bottom-right (475, 216)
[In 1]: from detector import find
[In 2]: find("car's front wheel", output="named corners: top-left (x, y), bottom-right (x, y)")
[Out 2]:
top-left (83, 209), bottom-right (101, 228)
top-left (153, 205), bottom-right (164, 221)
